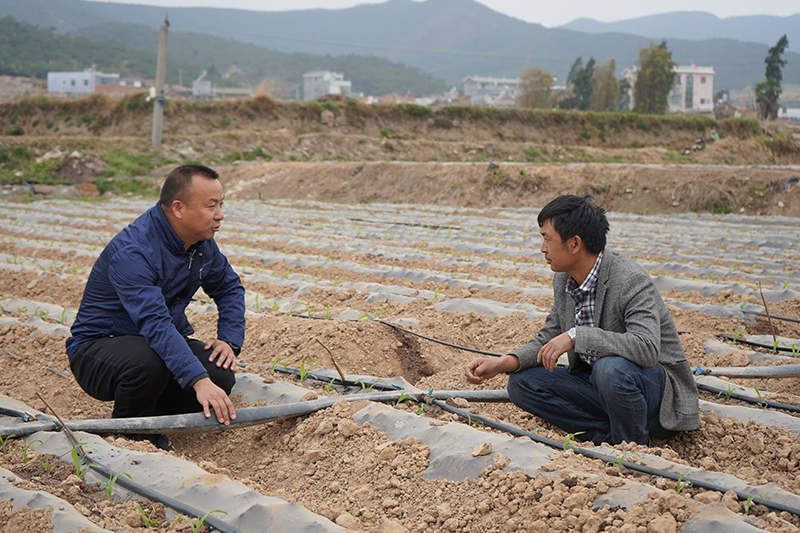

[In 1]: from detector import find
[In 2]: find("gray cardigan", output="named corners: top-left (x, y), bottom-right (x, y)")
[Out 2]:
top-left (510, 249), bottom-right (700, 432)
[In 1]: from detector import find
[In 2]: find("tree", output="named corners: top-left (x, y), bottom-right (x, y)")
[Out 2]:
top-left (755, 35), bottom-right (789, 120)
top-left (590, 59), bottom-right (619, 111)
top-left (633, 41), bottom-right (677, 114)
top-left (560, 57), bottom-right (595, 110)
top-left (519, 67), bottom-right (554, 109)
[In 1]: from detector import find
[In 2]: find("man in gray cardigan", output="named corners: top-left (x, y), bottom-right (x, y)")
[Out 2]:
top-left (464, 195), bottom-right (699, 445)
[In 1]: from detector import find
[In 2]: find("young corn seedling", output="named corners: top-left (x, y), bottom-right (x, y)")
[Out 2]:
top-left (607, 452), bottom-right (639, 473)
top-left (174, 510), bottom-right (227, 533)
top-left (744, 493), bottom-right (762, 515)
top-left (718, 385), bottom-right (744, 402)
top-left (102, 472), bottom-right (132, 501)
top-left (270, 356), bottom-right (287, 372)
top-left (18, 439), bottom-right (42, 463)
top-left (298, 359), bottom-right (316, 383)
top-left (675, 471), bottom-right (693, 494)
top-left (70, 443), bottom-right (98, 478)
top-left (730, 326), bottom-right (746, 343)
top-left (562, 431), bottom-right (585, 451)
top-left (394, 393), bottom-right (411, 406)
top-left (753, 385), bottom-right (768, 408)
top-left (0, 434), bottom-right (16, 453)
top-left (134, 502), bottom-right (161, 528)
top-left (37, 455), bottom-right (53, 474)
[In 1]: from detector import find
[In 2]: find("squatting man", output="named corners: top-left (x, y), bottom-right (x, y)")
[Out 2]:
top-left (66, 164), bottom-right (245, 449)
top-left (465, 195), bottom-right (700, 446)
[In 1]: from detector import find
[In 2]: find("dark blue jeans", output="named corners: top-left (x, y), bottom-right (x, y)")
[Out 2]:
top-left (507, 356), bottom-right (678, 446)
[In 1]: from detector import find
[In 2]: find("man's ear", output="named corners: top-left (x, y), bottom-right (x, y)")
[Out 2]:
top-left (171, 199), bottom-right (184, 220)
top-left (570, 235), bottom-right (583, 254)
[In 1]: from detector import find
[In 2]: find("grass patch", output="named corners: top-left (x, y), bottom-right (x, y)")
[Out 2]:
top-left (100, 149), bottom-right (155, 178)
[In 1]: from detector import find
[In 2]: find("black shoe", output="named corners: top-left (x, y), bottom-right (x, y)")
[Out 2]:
top-left (129, 433), bottom-right (172, 451)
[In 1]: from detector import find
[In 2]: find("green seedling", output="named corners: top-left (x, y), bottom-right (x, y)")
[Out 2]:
top-left (298, 359), bottom-right (316, 383)
top-left (675, 471), bottom-right (693, 494)
top-left (18, 439), bottom-right (42, 463)
top-left (465, 413), bottom-right (483, 427)
top-left (134, 502), bottom-right (161, 528)
top-left (270, 356), bottom-right (288, 372)
top-left (607, 452), bottom-right (639, 472)
top-left (433, 287), bottom-right (443, 300)
top-left (323, 378), bottom-right (336, 392)
top-left (753, 385), bottom-right (768, 408)
top-left (272, 301), bottom-right (280, 312)
top-left (0, 434), bottom-right (16, 453)
top-left (355, 380), bottom-right (377, 393)
top-left (743, 493), bottom-right (762, 515)
top-left (562, 431), bottom-right (585, 451)
top-left (60, 309), bottom-right (68, 324)
top-left (70, 443), bottom-right (98, 478)
top-left (324, 305), bottom-right (333, 320)
top-left (718, 385), bottom-right (744, 402)
top-left (731, 326), bottom-right (746, 342)
top-left (37, 455), bottom-right (53, 474)
top-left (415, 403), bottom-right (425, 415)
top-left (102, 472), bottom-right (132, 501)
top-left (174, 510), bottom-right (227, 533)
top-left (394, 393), bottom-right (410, 406)
top-left (254, 294), bottom-right (260, 310)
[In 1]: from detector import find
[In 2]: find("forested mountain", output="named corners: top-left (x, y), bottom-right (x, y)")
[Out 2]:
top-left (561, 11), bottom-right (799, 52)
top-left (0, 17), bottom-right (448, 97)
top-left (0, 0), bottom-right (798, 92)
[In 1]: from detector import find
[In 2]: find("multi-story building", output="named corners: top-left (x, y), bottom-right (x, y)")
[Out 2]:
top-left (463, 76), bottom-right (520, 107)
top-left (302, 71), bottom-right (353, 102)
top-left (622, 64), bottom-right (715, 115)
top-left (47, 69), bottom-right (120, 94)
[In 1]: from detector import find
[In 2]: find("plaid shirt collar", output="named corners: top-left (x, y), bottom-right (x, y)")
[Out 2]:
top-left (565, 250), bottom-right (603, 302)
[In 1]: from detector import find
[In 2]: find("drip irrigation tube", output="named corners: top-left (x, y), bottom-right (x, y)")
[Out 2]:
top-left (428, 397), bottom-right (800, 517)
top-left (716, 334), bottom-right (799, 354)
top-left (693, 365), bottom-right (800, 378)
top-left (377, 319), bottom-right (504, 357)
top-left (696, 383), bottom-right (800, 413)
top-left (740, 310), bottom-right (800, 324)
top-left (58, 429), bottom-right (242, 533)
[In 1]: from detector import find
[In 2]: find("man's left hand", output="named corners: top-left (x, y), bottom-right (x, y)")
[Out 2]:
top-left (204, 339), bottom-right (237, 370)
top-left (537, 332), bottom-right (574, 372)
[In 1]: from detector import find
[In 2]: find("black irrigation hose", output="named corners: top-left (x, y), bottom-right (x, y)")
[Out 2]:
top-left (716, 334), bottom-right (800, 354)
top-left (377, 319), bottom-right (504, 357)
top-left (428, 398), bottom-right (800, 517)
top-left (740, 310), bottom-right (800, 324)
top-left (696, 383), bottom-right (800, 413)
top-left (57, 428), bottom-right (242, 533)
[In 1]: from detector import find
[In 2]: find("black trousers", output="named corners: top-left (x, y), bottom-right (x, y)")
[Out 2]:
top-left (70, 335), bottom-right (235, 419)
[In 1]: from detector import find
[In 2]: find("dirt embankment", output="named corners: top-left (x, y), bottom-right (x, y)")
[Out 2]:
top-left (0, 93), bottom-right (766, 149)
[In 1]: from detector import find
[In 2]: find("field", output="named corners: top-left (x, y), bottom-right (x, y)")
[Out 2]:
top-left (1, 94), bottom-right (800, 532)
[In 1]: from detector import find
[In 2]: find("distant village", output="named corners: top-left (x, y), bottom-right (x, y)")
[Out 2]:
top-left (42, 65), bottom-right (798, 120)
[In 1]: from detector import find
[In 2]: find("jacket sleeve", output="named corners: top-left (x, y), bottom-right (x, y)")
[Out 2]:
top-left (510, 275), bottom-right (567, 370)
top-left (107, 247), bottom-right (207, 387)
top-left (573, 268), bottom-right (661, 368)
top-left (201, 242), bottom-right (245, 349)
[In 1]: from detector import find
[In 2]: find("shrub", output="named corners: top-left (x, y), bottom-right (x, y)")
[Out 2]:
top-left (11, 146), bottom-right (30, 160)
top-left (5, 125), bottom-right (23, 136)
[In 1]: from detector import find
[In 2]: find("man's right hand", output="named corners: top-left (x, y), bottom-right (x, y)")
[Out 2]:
top-left (464, 354), bottom-right (520, 384)
top-left (193, 377), bottom-right (236, 425)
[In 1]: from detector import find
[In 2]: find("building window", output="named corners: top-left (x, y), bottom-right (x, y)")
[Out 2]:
top-left (700, 98), bottom-right (705, 104)
top-left (70, 80), bottom-right (76, 86)
top-left (84, 79), bottom-right (89, 86)
top-left (700, 77), bottom-right (706, 83)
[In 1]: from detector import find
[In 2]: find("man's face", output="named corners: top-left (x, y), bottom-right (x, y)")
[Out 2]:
top-left (540, 218), bottom-right (573, 273)
top-left (176, 176), bottom-right (224, 247)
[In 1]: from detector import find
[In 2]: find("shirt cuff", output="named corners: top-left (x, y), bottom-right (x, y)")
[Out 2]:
top-left (186, 372), bottom-right (209, 389)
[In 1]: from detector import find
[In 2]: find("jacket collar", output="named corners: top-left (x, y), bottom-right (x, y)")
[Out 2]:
top-left (150, 202), bottom-right (189, 255)
top-left (594, 248), bottom-right (612, 324)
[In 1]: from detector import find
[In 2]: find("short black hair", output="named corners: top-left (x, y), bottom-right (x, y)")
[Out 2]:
top-left (159, 164), bottom-right (219, 207)
top-left (537, 195), bottom-right (609, 254)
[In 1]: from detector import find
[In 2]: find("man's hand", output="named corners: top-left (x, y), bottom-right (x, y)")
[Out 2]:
top-left (464, 354), bottom-right (520, 384)
top-left (193, 377), bottom-right (236, 425)
top-left (204, 339), bottom-right (236, 370)
top-left (537, 331), bottom-right (574, 372)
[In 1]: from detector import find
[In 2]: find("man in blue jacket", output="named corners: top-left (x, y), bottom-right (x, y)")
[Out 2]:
top-left (67, 164), bottom-right (245, 445)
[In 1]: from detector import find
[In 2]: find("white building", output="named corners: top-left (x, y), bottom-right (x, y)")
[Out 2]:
top-left (47, 69), bottom-right (120, 94)
top-left (302, 71), bottom-right (353, 102)
top-left (463, 76), bottom-right (519, 106)
top-left (622, 64), bottom-right (715, 115)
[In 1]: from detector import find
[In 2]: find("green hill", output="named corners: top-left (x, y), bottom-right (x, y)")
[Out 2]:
top-left (0, 16), bottom-right (448, 98)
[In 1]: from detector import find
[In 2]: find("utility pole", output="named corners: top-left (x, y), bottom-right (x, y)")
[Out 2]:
top-left (151, 15), bottom-right (169, 148)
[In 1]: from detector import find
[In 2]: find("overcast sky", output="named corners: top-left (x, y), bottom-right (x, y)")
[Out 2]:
top-left (88, 0), bottom-right (800, 27)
